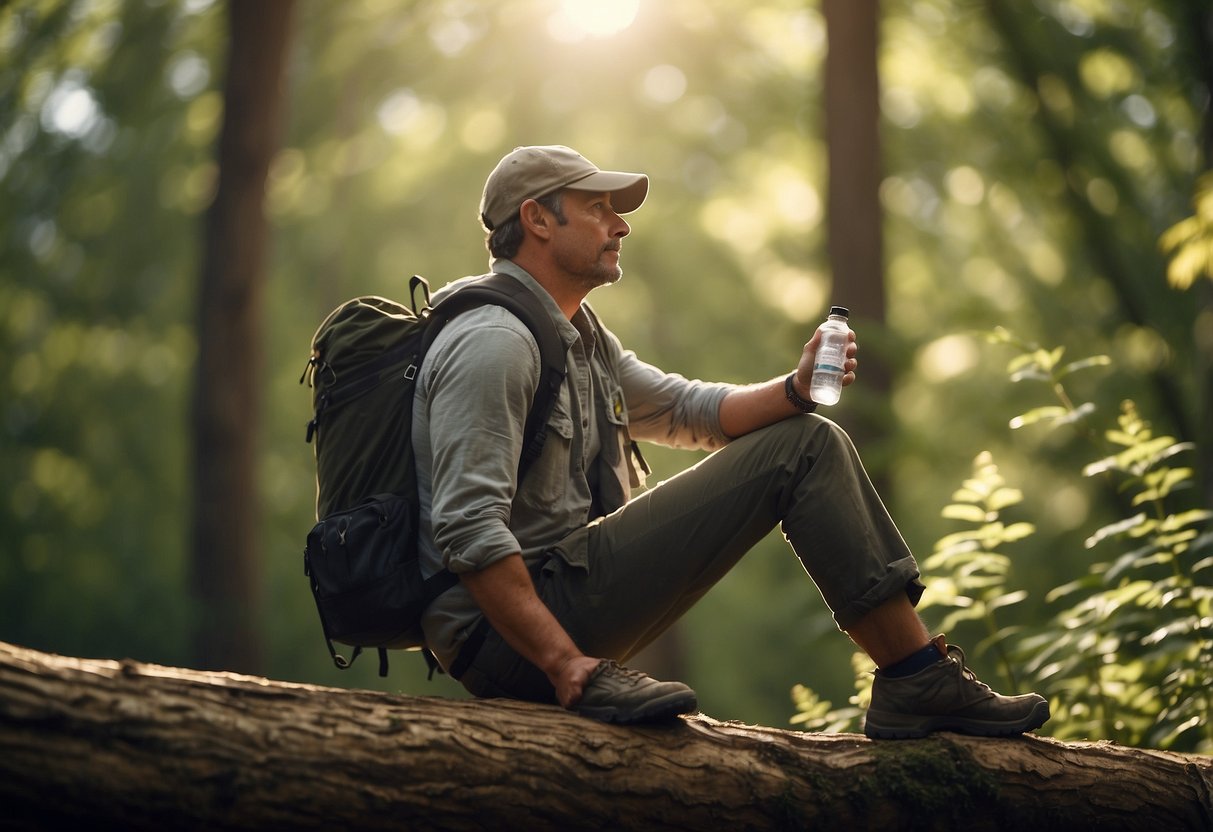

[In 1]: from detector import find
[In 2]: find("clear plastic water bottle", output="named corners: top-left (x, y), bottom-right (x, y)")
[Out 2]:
top-left (809, 306), bottom-right (850, 406)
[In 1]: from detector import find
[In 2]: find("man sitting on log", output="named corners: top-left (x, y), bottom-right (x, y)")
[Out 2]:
top-left (413, 144), bottom-right (1050, 739)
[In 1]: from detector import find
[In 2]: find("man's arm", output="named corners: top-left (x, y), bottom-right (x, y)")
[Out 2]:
top-left (459, 555), bottom-right (601, 707)
top-left (718, 327), bottom-right (858, 439)
top-left (422, 311), bottom-right (602, 706)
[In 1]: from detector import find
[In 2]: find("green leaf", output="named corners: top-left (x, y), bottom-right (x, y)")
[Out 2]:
top-left (1009, 405), bottom-right (1068, 429)
top-left (1155, 467), bottom-right (1194, 500)
top-left (942, 503), bottom-right (988, 523)
top-left (1105, 547), bottom-right (1159, 582)
top-left (939, 606), bottom-right (986, 631)
top-left (1046, 576), bottom-right (1101, 603)
top-left (1009, 368), bottom-right (1052, 383)
top-left (987, 487), bottom-right (1024, 511)
top-left (1104, 430), bottom-right (1137, 447)
top-left (988, 590), bottom-right (1029, 610)
top-left (1140, 620), bottom-right (1198, 650)
top-left (1057, 354), bottom-right (1112, 378)
top-left (1006, 351), bottom-right (1038, 374)
top-left (1108, 580), bottom-right (1159, 607)
top-left (1085, 513), bottom-right (1148, 548)
top-left (1161, 509), bottom-right (1213, 532)
top-left (933, 532), bottom-right (984, 553)
top-left (1001, 522), bottom-right (1036, 542)
top-left (961, 477), bottom-right (993, 497)
top-left (1115, 436), bottom-right (1177, 470)
top-left (987, 327), bottom-right (1029, 349)
top-left (1055, 401), bottom-right (1097, 426)
top-left (1166, 239), bottom-right (1213, 290)
top-left (1159, 215), bottom-right (1200, 251)
top-left (950, 486), bottom-right (984, 503)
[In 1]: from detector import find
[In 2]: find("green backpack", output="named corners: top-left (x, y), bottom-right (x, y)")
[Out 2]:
top-left (300, 274), bottom-right (566, 676)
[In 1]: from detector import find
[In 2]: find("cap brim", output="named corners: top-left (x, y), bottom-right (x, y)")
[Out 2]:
top-left (565, 170), bottom-right (649, 214)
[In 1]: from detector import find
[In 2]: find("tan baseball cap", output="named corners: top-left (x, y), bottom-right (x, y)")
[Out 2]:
top-left (479, 145), bottom-right (649, 231)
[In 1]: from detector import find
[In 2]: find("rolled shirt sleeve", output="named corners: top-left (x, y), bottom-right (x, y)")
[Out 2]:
top-left (417, 307), bottom-right (541, 574)
top-left (599, 325), bottom-right (735, 452)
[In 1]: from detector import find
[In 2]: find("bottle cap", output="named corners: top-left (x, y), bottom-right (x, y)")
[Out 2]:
top-left (829, 306), bottom-right (850, 318)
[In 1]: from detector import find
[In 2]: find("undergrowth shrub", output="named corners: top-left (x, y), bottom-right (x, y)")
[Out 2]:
top-left (791, 329), bottom-right (1213, 751)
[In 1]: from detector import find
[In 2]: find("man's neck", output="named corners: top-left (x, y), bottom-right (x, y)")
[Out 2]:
top-left (509, 254), bottom-right (587, 320)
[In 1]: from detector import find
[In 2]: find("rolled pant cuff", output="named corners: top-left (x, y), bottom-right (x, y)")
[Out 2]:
top-left (832, 556), bottom-right (925, 632)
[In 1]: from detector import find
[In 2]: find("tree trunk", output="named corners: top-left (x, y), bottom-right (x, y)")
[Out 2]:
top-left (1, 642), bottom-right (1209, 831)
top-left (1179, 0), bottom-right (1213, 510)
top-left (822, 0), bottom-right (894, 487)
top-left (189, 0), bottom-right (295, 673)
top-left (983, 0), bottom-right (1199, 466)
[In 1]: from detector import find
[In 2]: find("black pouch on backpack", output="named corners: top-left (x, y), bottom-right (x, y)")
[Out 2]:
top-left (303, 492), bottom-right (443, 650)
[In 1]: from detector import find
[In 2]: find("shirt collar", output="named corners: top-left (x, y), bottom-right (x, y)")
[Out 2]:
top-left (489, 258), bottom-right (584, 349)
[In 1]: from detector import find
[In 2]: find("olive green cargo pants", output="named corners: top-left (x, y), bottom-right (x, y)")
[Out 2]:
top-left (458, 415), bottom-right (924, 702)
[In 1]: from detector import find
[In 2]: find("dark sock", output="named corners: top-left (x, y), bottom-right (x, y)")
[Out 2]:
top-left (881, 642), bottom-right (942, 678)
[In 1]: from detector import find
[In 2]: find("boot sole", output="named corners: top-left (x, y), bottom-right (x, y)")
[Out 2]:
top-left (577, 690), bottom-right (698, 725)
top-left (864, 698), bottom-right (1050, 740)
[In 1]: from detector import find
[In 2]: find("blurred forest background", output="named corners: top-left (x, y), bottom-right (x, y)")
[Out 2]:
top-left (2, 0), bottom-right (1211, 748)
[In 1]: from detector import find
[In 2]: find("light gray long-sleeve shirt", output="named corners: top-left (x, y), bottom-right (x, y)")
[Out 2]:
top-left (415, 260), bottom-right (734, 669)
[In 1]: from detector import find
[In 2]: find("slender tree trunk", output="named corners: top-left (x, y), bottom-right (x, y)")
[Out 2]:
top-left (189, 0), bottom-right (296, 673)
top-left (1180, 0), bottom-right (1213, 508)
top-left (2, 641), bottom-right (1211, 831)
top-left (822, 0), bottom-right (894, 487)
top-left (983, 0), bottom-right (1197, 459)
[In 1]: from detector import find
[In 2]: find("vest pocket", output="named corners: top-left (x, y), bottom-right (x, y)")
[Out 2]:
top-left (604, 385), bottom-right (647, 492)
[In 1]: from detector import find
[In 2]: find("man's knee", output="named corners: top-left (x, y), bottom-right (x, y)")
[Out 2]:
top-left (709, 416), bottom-right (860, 505)
top-left (751, 414), bottom-right (854, 460)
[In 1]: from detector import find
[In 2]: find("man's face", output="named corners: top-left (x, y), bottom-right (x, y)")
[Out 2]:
top-left (547, 190), bottom-right (631, 291)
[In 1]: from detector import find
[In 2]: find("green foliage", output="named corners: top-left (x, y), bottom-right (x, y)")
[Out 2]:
top-left (789, 650), bottom-right (872, 734)
top-left (793, 334), bottom-right (1213, 751)
top-left (1160, 171), bottom-right (1213, 290)
top-left (1030, 395), bottom-right (1213, 750)
top-left (921, 452), bottom-right (1032, 690)
top-left (0, 0), bottom-right (216, 663)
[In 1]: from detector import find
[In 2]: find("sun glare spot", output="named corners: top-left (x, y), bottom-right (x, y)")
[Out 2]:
top-left (548, 0), bottom-right (640, 42)
top-left (42, 79), bottom-right (100, 139)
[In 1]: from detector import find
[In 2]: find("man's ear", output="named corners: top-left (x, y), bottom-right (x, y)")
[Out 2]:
top-left (519, 198), bottom-right (553, 240)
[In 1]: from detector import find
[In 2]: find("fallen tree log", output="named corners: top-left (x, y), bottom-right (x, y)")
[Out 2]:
top-left (1, 641), bottom-right (1210, 830)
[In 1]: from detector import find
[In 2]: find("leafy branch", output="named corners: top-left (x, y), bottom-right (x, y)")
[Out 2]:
top-left (790, 331), bottom-right (1213, 751)
top-left (920, 452), bottom-right (1032, 693)
top-left (1159, 171), bottom-right (1213, 291)
top-left (979, 335), bottom-right (1212, 749)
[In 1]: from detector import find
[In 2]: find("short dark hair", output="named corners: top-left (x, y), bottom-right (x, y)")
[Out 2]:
top-left (486, 191), bottom-right (567, 258)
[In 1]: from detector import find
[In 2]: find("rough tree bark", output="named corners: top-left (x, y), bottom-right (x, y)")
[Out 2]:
top-left (823, 0), bottom-right (886, 342)
top-left (1, 642), bottom-right (1210, 831)
top-left (822, 0), bottom-right (894, 489)
top-left (189, 0), bottom-right (296, 674)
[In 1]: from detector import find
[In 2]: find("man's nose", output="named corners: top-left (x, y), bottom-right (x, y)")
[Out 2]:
top-left (613, 214), bottom-right (630, 238)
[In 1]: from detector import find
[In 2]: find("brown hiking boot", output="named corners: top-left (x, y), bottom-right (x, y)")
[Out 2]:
top-left (575, 660), bottom-right (698, 724)
top-left (864, 635), bottom-right (1050, 739)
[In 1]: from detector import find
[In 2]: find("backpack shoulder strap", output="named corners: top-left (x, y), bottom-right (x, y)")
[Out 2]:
top-left (425, 274), bottom-right (567, 479)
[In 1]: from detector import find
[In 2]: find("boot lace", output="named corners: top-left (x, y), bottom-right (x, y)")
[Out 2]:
top-left (947, 645), bottom-right (991, 692)
top-left (593, 659), bottom-right (648, 686)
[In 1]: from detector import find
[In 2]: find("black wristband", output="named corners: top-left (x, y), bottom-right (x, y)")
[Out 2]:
top-left (785, 373), bottom-right (817, 414)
